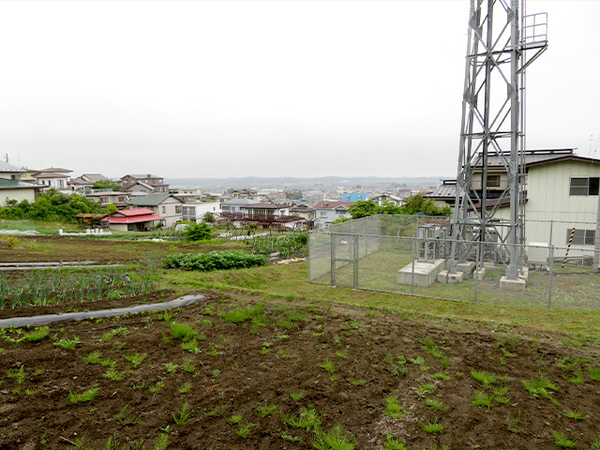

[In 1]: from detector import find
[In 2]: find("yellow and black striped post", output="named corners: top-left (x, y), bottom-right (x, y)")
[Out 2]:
top-left (562, 228), bottom-right (576, 269)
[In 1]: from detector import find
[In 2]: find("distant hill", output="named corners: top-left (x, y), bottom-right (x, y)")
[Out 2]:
top-left (165, 176), bottom-right (450, 190)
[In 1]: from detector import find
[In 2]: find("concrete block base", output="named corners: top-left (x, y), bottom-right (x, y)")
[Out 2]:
top-left (437, 270), bottom-right (464, 284)
top-left (474, 268), bottom-right (486, 281)
top-left (499, 276), bottom-right (526, 291)
top-left (457, 262), bottom-right (476, 275)
top-left (398, 259), bottom-right (445, 287)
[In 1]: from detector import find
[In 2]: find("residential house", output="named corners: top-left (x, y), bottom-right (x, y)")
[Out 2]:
top-left (181, 201), bottom-right (222, 223)
top-left (70, 173), bottom-right (110, 194)
top-left (427, 148), bottom-right (600, 250)
top-left (0, 161), bottom-right (46, 206)
top-left (120, 174), bottom-right (169, 193)
top-left (231, 188), bottom-right (259, 200)
top-left (313, 201), bottom-right (354, 228)
top-left (32, 167), bottom-right (72, 192)
top-left (290, 205), bottom-right (316, 229)
top-left (341, 193), bottom-right (368, 202)
top-left (106, 208), bottom-right (165, 232)
top-left (221, 198), bottom-right (259, 217)
top-left (236, 203), bottom-right (306, 229)
top-left (86, 191), bottom-right (130, 209)
top-left (369, 193), bottom-right (403, 206)
top-left (125, 182), bottom-right (156, 196)
top-left (127, 193), bottom-right (184, 227)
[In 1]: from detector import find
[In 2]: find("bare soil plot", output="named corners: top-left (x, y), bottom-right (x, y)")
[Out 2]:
top-left (1, 291), bottom-right (599, 449)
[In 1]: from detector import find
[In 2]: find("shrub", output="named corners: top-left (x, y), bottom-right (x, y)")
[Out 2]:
top-left (185, 222), bottom-right (213, 241)
top-left (163, 250), bottom-right (267, 272)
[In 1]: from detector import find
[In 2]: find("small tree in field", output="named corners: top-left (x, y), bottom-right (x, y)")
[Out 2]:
top-left (185, 222), bottom-right (212, 241)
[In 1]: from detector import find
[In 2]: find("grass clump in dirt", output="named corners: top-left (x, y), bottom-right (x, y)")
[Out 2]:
top-left (313, 424), bottom-right (356, 450)
top-left (68, 386), bottom-right (99, 404)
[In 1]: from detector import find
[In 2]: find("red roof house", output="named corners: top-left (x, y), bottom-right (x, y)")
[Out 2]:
top-left (106, 208), bottom-right (164, 232)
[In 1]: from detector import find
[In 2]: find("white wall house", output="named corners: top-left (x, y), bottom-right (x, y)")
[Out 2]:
top-left (181, 201), bottom-right (222, 222)
top-left (32, 168), bottom-right (72, 193)
top-left (313, 201), bottom-right (354, 228)
top-left (0, 161), bottom-right (46, 206)
top-left (427, 149), bottom-right (600, 256)
top-left (221, 198), bottom-right (259, 216)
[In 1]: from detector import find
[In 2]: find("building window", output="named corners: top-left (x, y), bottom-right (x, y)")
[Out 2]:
top-left (566, 229), bottom-right (595, 246)
top-left (487, 175), bottom-right (501, 188)
top-left (100, 197), bottom-right (109, 203)
top-left (320, 211), bottom-right (327, 217)
top-left (569, 177), bottom-right (599, 196)
top-left (175, 206), bottom-right (182, 214)
top-left (162, 206), bottom-right (166, 213)
top-left (118, 197), bottom-right (125, 202)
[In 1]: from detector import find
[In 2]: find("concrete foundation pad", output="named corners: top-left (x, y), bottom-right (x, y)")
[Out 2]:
top-left (457, 262), bottom-right (476, 275)
top-left (519, 267), bottom-right (529, 281)
top-left (398, 259), bottom-right (445, 287)
top-left (499, 276), bottom-right (526, 290)
top-left (437, 270), bottom-right (464, 284)
top-left (474, 268), bottom-right (486, 281)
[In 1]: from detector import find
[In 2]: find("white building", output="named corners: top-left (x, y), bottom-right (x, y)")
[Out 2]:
top-left (313, 201), bottom-right (354, 228)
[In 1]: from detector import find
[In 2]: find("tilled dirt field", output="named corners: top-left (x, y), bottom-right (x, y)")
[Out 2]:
top-left (1, 291), bottom-right (600, 449)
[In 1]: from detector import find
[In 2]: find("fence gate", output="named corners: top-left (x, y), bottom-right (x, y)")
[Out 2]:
top-left (330, 233), bottom-right (358, 288)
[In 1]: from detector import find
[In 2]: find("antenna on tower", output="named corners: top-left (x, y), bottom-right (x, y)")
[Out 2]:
top-left (445, 0), bottom-right (548, 287)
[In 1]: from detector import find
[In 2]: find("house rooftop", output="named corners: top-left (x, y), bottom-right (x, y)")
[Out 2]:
top-left (128, 193), bottom-right (180, 206)
top-left (0, 161), bottom-right (24, 173)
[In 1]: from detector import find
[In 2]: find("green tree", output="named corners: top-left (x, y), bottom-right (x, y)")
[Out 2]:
top-left (203, 212), bottom-right (215, 223)
top-left (400, 194), bottom-right (451, 216)
top-left (185, 222), bottom-right (213, 241)
top-left (92, 180), bottom-right (120, 191)
top-left (348, 200), bottom-right (379, 219)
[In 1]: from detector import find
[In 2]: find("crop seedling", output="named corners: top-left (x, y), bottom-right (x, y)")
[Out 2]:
top-left (552, 430), bottom-right (576, 448)
top-left (335, 351), bottom-right (348, 359)
top-left (563, 410), bottom-right (585, 421)
top-left (312, 424), bottom-right (356, 450)
top-left (282, 406), bottom-right (322, 430)
top-left (83, 350), bottom-right (103, 365)
top-left (204, 402), bottom-right (230, 417)
top-left (492, 386), bottom-right (510, 404)
top-left (149, 381), bottom-right (165, 393)
top-left (587, 365), bottom-right (600, 381)
top-left (408, 356), bottom-right (429, 371)
top-left (68, 386), bottom-right (99, 404)
top-left (124, 352), bottom-right (147, 367)
top-left (320, 358), bottom-right (336, 373)
top-left (116, 405), bottom-right (142, 426)
top-left (281, 434), bottom-right (302, 443)
top-left (54, 336), bottom-right (82, 350)
top-left (23, 326), bottom-right (50, 343)
top-left (227, 414), bottom-right (243, 425)
top-left (472, 390), bottom-right (494, 408)
top-left (567, 369), bottom-right (584, 384)
top-left (182, 359), bottom-right (196, 373)
top-left (384, 354), bottom-right (408, 376)
top-left (104, 366), bottom-right (128, 382)
top-left (421, 417), bottom-right (444, 434)
top-left (181, 339), bottom-right (201, 354)
top-left (381, 435), bottom-right (408, 450)
top-left (350, 379), bottom-right (367, 386)
top-left (290, 391), bottom-right (306, 401)
top-left (172, 402), bottom-right (192, 425)
top-left (169, 322), bottom-right (197, 341)
top-left (471, 369), bottom-right (500, 386)
top-left (413, 383), bottom-right (436, 398)
top-left (420, 337), bottom-right (444, 359)
top-left (164, 362), bottom-right (178, 372)
top-left (276, 349), bottom-right (295, 359)
top-left (522, 376), bottom-right (560, 404)
top-left (99, 327), bottom-right (128, 343)
top-left (235, 422), bottom-right (255, 438)
top-left (433, 372), bottom-right (451, 380)
top-left (385, 396), bottom-right (407, 419)
top-left (178, 382), bottom-right (192, 394)
top-left (153, 433), bottom-right (169, 450)
top-left (6, 366), bottom-right (25, 384)
top-left (256, 403), bottom-right (277, 418)
top-left (556, 356), bottom-right (589, 372)
top-left (425, 398), bottom-right (447, 411)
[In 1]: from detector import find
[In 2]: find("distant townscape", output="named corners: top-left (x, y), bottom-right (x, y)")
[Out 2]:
top-left (0, 158), bottom-right (449, 232)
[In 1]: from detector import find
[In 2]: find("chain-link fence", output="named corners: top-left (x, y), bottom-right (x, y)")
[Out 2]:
top-left (309, 215), bottom-right (600, 311)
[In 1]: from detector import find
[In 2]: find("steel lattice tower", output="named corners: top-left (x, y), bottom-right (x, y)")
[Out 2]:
top-left (447, 0), bottom-right (548, 280)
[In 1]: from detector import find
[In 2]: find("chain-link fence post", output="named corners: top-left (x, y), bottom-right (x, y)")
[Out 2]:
top-left (548, 245), bottom-right (554, 309)
top-left (474, 243), bottom-right (480, 303)
top-left (411, 237), bottom-right (416, 295)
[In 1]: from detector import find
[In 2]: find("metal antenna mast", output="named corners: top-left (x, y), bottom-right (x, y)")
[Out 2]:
top-left (448, 0), bottom-right (548, 281)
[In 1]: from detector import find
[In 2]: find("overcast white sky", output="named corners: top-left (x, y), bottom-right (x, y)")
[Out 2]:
top-left (0, 1), bottom-right (598, 180)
